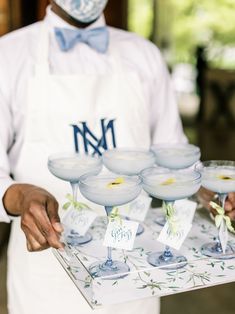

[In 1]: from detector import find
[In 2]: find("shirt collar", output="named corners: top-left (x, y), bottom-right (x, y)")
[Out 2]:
top-left (44, 5), bottom-right (106, 31)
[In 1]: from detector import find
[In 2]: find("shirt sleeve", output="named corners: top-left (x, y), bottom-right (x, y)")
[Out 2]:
top-left (149, 47), bottom-right (187, 145)
top-left (0, 49), bottom-right (15, 223)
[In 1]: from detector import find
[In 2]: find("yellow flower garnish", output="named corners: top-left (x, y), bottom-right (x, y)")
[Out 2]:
top-left (217, 175), bottom-right (234, 180)
top-left (107, 177), bottom-right (125, 188)
top-left (161, 178), bottom-right (176, 185)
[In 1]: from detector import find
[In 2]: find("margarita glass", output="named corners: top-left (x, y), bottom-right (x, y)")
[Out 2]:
top-left (141, 167), bottom-right (201, 269)
top-left (151, 143), bottom-right (201, 170)
top-left (48, 153), bottom-right (102, 245)
top-left (196, 160), bottom-right (235, 259)
top-left (151, 143), bottom-right (201, 225)
top-left (102, 148), bottom-right (155, 235)
top-left (79, 174), bottom-right (142, 278)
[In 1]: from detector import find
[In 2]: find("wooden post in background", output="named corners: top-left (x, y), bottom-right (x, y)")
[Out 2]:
top-left (0, 0), bottom-right (10, 35)
top-left (9, 0), bottom-right (22, 31)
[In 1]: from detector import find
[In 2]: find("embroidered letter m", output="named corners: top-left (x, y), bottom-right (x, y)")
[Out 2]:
top-left (71, 118), bottom-right (116, 156)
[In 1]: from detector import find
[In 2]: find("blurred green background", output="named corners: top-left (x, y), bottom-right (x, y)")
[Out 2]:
top-left (128, 0), bottom-right (235, 69)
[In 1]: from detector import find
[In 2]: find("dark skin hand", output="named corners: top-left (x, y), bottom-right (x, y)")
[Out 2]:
top-left (197, 187), bottom-right (235, 220)
top-left (3, 184), bottom-right (64, 251)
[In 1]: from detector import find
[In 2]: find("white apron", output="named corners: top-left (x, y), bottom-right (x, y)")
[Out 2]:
top-left (7, 24), bottom-right (160, 314)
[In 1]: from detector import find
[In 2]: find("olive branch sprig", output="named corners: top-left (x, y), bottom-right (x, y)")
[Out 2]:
top-left (164, 201), bottom-right (179, 234)
top-left (62, 194), bottom-right (90, 211)
top-left (210, 201), bottom-right (235, 233)
top-left (109, 207), bottom-right (123, 225)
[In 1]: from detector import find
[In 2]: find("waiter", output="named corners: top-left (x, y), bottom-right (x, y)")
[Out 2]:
top-left (0, 1), bottom-right (231, 314)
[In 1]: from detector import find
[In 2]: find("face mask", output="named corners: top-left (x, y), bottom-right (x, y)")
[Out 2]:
top-left (54, 0), bottom-right (108, 23)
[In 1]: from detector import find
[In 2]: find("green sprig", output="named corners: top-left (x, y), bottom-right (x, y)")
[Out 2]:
top-left (164, 202), bottom-right (179, 234)
top-left (62, 194), bottom-right (90, 211)
top-left (210, 201), bottom-right (235, 233)
top-left (109, 208), bottom-right (123, 225)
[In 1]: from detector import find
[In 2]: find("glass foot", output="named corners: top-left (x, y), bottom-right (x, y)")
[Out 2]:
top-left (201, 242), bottom-right (235, 260)
top-left (147, 251), bottom-right (187, 269)
top-left (65, 231), bottom-right (92, 246)
top-left (89, 260), bottom-right (130, 279)
top-left (154, 216), bottom-right (166, 226)
top-left (136, 223), bottom-right (144, 236)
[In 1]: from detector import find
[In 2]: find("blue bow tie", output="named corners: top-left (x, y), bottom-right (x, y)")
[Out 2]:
top-left (54, 26), bottom-right (109, 53)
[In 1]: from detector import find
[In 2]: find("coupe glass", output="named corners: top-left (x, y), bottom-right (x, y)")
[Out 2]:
top-left (48, 152), bottom-right (102, 245)
top-left (102, 148), bottom-right (155, 235)
top-left (151, 143), bottom-right (201, 226)
top-left (196, 160), bottom-right (235, 259)
top-left (151, 143), bottom-right (201, 170)
top-left (79, 174), bottom-right (142, 279)
top-left (141, 167), bottom-right (201, 269)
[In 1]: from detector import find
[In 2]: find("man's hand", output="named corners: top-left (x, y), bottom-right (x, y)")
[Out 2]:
top-left (197, 187), bottom-right (235, 220)
top-left (3, 184), bottom-right (64, 251)
top-left (224, 193), bottom-right (235, 220)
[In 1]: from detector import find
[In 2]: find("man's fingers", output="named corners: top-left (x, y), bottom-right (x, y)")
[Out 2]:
top-left (46, 199), bottom-right (63, 233)
top-left (26, 234), bottom-right (49, 252)
top-left (209, 207), bottom-right (217, 217)
top-left (22, 219), bottom-right (48, 247)
top-left (22, 211), bottom-right (54, 251)
top-left (227, 193), bottom-right (235, 206)
top-left (26, 241), bottom-right (32, 252)
top-left (28, 202), bottom-right (63, 249)
top-left (224, 200), bottom-right (233, 212)
top-left (197, 187), bottom-right (215, 210)
top-left (227, 211), bottom-right (235, 221)
top-left (195, 189), bottom-right (235, 222)
top-left (199, 187), bottom-right (215, 200)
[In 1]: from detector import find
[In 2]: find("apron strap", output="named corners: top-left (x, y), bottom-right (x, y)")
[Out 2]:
top-left (108, 38), bottom-right (126, 77)
top-left (34, 22), bottom-right (50, 75)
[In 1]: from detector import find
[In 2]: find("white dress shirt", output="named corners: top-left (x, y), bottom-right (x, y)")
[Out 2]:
top-left (0, 6), bottom-right (186, 222)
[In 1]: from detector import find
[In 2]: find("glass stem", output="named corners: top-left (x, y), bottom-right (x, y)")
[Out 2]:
top-left (70, 182), bottom-right (79, 204)
top-left (219, 193), bottom-right (227, 209)
top-left (215, 193), bottom-right (228, 252)
top-left (105, 247), bottom-right (113, 267)
top-left (69, 182), bottom-right (80, 237)
top-left (161, 200), bottom-right (175, 261)
top-left (162, 246), bottom-right (173, 261)
top-left (105, 206), bottom-right (113, 267)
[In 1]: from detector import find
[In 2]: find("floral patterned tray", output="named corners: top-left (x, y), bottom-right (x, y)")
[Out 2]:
top-left (53, 208), bottom-right (235, 309)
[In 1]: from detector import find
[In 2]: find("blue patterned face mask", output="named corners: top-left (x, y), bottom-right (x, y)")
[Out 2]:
top-left (54, 0), bottom-right (108, 23)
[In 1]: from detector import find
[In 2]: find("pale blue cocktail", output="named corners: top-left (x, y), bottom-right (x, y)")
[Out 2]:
top-left (102, 148), bottom-right (155, 235)
top-left (151, 143), bottom-right (201, 170)
top-left (79, 174), bottom-right (142, 279)
top-left (48, 153), bottom-right (102, 246)
top-left (196, 160), bottom-right (235, 259)
top-left (151, 143), bottom-right (201, 225)
top-left (141, 167), bottom-right (201, 269)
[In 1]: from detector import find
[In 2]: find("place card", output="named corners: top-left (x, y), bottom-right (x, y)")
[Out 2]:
top-left (173, 199), bottom-right (197, 223)
top-left (158, 222), bottom-right (193, 251)
top-left (103, 219), bottom-right (139, 251)
top-left (118, 195), bottom-right (152, 222)
top-left (158, 199), bottom-right (197, 250)
top-left (62, 208), bottom-right (97, 236)
top-left (219, 219), bottom-right (228, 254)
